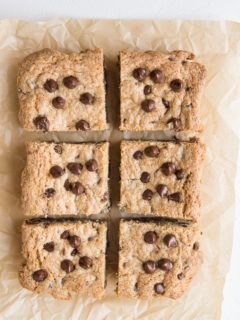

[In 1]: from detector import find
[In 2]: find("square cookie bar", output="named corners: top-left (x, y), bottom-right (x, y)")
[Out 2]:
top-left (118, 219), bottom-right (202, 299)
top-left (119, 50), bottom-right (206, 131)
top-left (18, 48), bottom-right (107, 131)
top-left (22, 142), bottom-right (109, 216)
top-left (19, 219), bottom-right (107, 300)
top-left (119, 140), bottom-right (205, 221)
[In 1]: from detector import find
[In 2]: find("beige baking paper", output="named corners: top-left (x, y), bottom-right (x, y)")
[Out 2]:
top-left (0, 19), bottom-right (240, 320)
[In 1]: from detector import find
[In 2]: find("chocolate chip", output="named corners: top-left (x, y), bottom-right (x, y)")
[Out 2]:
top-left (33, 115), bottom-right (49, 131)
top-left (141, 99), bottom-right (156, 112)
top-left (133, 150), bottom-right (144, 160)
top-left (44, 79), bottom-right (58, 92)
top-left (80, 92), bottom-right (95, 105)
top-left (43, 241), bottom-right (55, 252)
top-left (79, 256), bottom-right (93, 269)
top-left (100, 192), bottom-right (108, 202)
top-left (52, 96), bottom-right (66, 109)
top-left (134, 283), bottom-right (139, 292)
top-left (63, 76), bottom-right (79, 89)
top-left (67, 162), bottom-right (83, 175)
top-left (193, 242), bottom-right (200, 250)
top-left (44, 223), bottom-right (50, 228)
top-left (49, 165), bottom-right (64, 178)
top-left (168, 118), bottom-right (182, 130)
top-left (132, 68), bottom-right (148, 81)
top-left (64, 179), bottom-right (72, 191)
top-left (140, 172), bottom-right (151, 183)
top-left (161, 162), bottom-right (176, 176)
top-left (175, 169), bottom-right (185, 180)
top-left (60, 230), bottom-right (70, 239)
top-left (182, 60), bottom-right (187, 65)
top-left (142, 260), bottom-right (156, 274)
top-left (154, 283), bottom-right (165, 294)
top-left (150, 69), bottom-right (165, 83)
top-left (177, 273), bottom-right (185, 280)
top-left (162, 98), bottom-right (170, 109)
top-left (44, 188), bottom-right (55, 198)
top-left (71, 182), bottom-right (85, 195)
top-left (186, 87), bottom-right (192, 92)
top-left (75, 119), bottom-right (90, 131)
top-left (71, 249), bottom-right (79, 256)
top-left (144, 146), bottom-right (160, 158)
top-left (142, 189), bottom-right (153, 200)
top-left (54, 145), bottom-right (62, 154)
top-left (143, 85), bottom-right (152, 95)
top-left (170, 79), bottom-right (183, 92)
top-left (168, 192), bottom-right (182, 202)
top-left (190, 137), bottom-right (199, 143)
top-left (144, 231), bottom-right (158, 244)
top-left (156, 184), bottom-right (168, 197)
top-left (68, 235), bottom-right (81, 248)
top-left (86, 159), bottom-right (98, 172)
top-left (158, 258), bottom-right (173, 271)
top-left (32, 269), bottom-right (48, 282)
top-left (60, 259), bottom-right (75, 273)
top-left (163, 234), bottom-right (178, 248)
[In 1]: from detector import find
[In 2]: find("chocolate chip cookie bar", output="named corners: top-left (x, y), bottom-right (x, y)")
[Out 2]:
top-left (19, 219), bottom-right (107, 300)
top-left (119, 50), bottom-right (206, 131)
top-left (119, 140), bottom-right (205, 221)
top-left (18, 48), bottom-right (107, 131)
top-left (118, 219), bottom-right (202, 299)
top-left (21, 142), bottom-right (109, 216)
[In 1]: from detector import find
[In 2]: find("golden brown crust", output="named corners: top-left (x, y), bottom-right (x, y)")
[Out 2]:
top-left (19, 220), bottom-right (107, 300)
top-left (120, 50), bottom-right (206, 131)
top-left (119, 140), bottom-right (205, 221)
top-left (21, 142), bottom-right (109, 217)
top-left (18, 48), bottom-right (107, 131)
top-left (117, 220), bottom-right (202, 299)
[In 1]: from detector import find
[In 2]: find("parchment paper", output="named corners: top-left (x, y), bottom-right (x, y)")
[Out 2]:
top-left (0, 19), bottom-right (240, 320)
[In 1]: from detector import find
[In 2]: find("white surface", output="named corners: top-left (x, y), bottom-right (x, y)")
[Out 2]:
top-left (0, 0), bottom-right (239, 21)
top-left (0, 1), bottom-right (240, 319)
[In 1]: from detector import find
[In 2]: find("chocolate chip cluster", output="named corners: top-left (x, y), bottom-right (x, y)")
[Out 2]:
top-left (32, 229), bottom-right (93, 282)
top-left (44, 145), bottom-right (98, 198)
top-left (132, 66), bottom-right (190, 131)
top-left (133, 145), bottom-right (186, 203)
top-left (140, 230), bottom-right (200, 295)
top-left (33, 75), bottom-right (95, 131)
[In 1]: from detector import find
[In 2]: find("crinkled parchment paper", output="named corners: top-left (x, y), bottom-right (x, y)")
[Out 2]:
top-left (0, 19), bottom-right (240, 320)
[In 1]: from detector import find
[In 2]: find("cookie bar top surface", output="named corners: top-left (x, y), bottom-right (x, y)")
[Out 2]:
top-left (120, 140), bottom-right (205, 221)
top-left (120, 50), bottom-right (206, 131)
top-left (19, 220), bottom-right (107, 300)
top-left (21, 142), bottom-right (109, 217)
top-left (118, 219), bottom-right (202, 299)
top-left (18, 48), bottom-right (107, 131)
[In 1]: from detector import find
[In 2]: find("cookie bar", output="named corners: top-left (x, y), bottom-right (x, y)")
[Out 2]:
top-left (119, 50), bottom-right (206, 131)
top-left (119, 140), bottom-right (205, 221)
top-left (118, 219), bottom-right (202, 299)
top-left (19, 219), bottom-right (107, 300)
top-left (18, 48), bottom-right (107, 131)
top-left (21, 142), bottom-right (109, 216)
